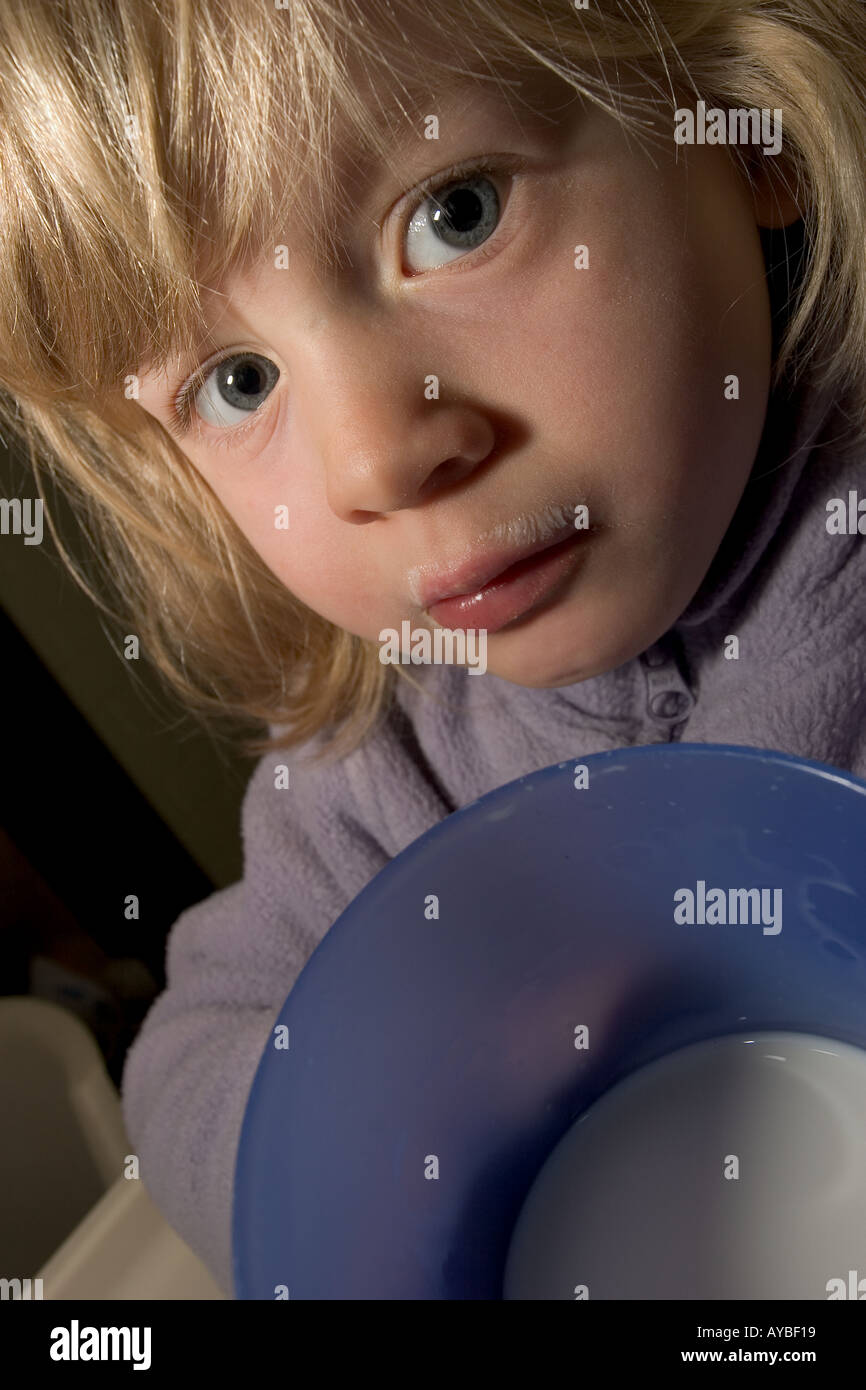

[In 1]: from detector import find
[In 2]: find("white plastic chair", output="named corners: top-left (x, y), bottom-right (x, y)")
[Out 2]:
top-left (0, 996), bottom-right (225, 1299)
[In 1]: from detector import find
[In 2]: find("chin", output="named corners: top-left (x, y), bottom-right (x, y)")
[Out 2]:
top-left (485, 652), bottom-right (596, 689)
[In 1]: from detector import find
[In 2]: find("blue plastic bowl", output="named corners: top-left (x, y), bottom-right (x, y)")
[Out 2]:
top-left (233, 743), bottom-right (866, 1299)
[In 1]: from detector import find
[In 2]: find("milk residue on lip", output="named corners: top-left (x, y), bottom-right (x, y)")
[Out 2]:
top-left (406, 500), bottom-right (577, 607)
top-left (503, 1031), bottom-right (866, 1301)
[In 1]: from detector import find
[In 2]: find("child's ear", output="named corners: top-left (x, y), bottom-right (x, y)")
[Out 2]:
top-left (744, 148), bottom-right (803, 228)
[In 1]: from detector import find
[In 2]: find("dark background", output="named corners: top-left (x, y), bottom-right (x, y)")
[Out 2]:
top-left (0, 437), bottom-right (256, 1088)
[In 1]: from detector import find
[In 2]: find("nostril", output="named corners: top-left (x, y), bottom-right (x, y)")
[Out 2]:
top-left (422, 456), bottom-right (476, 497)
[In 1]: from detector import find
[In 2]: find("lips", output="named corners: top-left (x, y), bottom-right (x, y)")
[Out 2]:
top-left (417, 521), bottom-right (579, 611)
top-left (424, 527), bottom-right (590, 635)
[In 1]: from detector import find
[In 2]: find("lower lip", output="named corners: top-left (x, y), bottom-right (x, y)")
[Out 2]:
top-left (425, 529), bottom-right (588, 634)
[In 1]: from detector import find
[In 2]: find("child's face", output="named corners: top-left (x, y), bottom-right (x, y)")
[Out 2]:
top-left (137, 69), bottom-right (778, 689)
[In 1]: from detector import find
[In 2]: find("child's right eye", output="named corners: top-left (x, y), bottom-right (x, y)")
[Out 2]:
top-left (169, 350), bottom-right (280, 439)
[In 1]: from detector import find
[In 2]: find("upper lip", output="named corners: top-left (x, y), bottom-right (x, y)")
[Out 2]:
top-left (416, 521), bottom-right (580, 610)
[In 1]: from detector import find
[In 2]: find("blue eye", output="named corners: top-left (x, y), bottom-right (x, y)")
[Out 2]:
top-left (178, 351), bottom-right (280, 432)
top-left (403, 173), bottom-right (502, 273)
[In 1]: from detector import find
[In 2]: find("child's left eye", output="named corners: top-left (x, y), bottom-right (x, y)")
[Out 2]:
top-left (402, 171), bottom-right (505, 273)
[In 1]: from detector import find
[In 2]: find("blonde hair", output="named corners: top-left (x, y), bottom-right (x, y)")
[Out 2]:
top-left (1, 0), bottom-right (864, 765)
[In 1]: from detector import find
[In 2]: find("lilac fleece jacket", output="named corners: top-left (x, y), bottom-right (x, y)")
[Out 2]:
top-left (120, 364), bottom-right (866, 1297)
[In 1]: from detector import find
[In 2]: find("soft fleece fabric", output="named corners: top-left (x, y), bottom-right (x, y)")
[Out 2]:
top-left (120, 345), bottom-right (866, 1298)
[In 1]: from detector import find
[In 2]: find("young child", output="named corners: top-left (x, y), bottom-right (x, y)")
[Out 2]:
top-left (2, 0), bottom-right (866, 1298)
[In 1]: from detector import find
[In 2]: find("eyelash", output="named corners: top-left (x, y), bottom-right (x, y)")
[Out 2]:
top-left (165, 153), bottom-right (525, 444)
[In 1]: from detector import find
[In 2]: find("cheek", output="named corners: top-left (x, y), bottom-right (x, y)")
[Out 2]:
top-left (201, 465), bottom-right (321, 599)
top-left (501, 158), bottom-right (770, 514)
top-left (249, 483), bottom-right (374, 624)
top-left (197, 419), bottom-right (380, 630)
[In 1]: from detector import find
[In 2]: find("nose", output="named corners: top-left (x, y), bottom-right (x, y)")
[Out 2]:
top-left (297, 312), bottom-right (497, 518)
